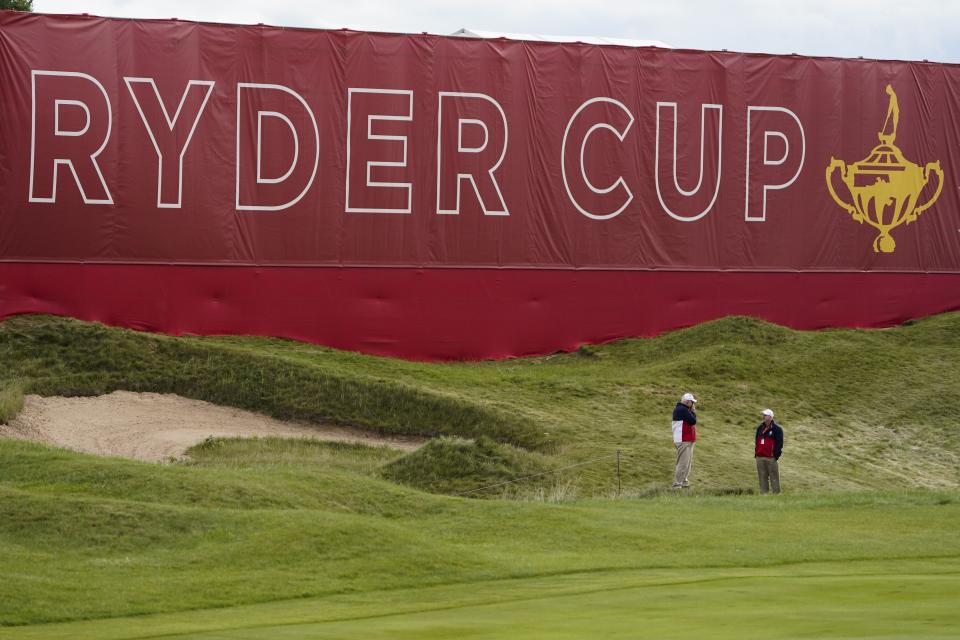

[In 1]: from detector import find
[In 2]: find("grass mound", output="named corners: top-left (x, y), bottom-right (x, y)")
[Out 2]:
top-left (380, 436), bottom-right (550, 495)
top-left (0, 315), bottom-right (546, 449)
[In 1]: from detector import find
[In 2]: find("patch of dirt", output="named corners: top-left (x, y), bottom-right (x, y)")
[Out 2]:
top-left (0, 391), bottom-right (425, 463)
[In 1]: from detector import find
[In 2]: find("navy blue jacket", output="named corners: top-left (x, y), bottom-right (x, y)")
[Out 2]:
top-left (673, 403), bottom-right (697, 425)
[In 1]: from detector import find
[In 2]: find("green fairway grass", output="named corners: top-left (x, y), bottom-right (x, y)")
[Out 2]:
top-left (1, 313), bottom-right (959, 637)
top-left (4, 558), bottom-right (958, 639)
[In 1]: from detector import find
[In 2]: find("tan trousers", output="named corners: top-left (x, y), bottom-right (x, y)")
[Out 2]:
top-left (673, 441), bottom-right (695, 488)
top-left (756, 456), bottom-right (781, 494)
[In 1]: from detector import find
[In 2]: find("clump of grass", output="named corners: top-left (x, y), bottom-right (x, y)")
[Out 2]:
top-left (575, 344), bottom-right (601, 359)
top-left (380, 436), bottom-right (550, 496)
top-left (0, 378), bottom-right (25, 424)
top-left (507, 478), bottom-right (581, 502)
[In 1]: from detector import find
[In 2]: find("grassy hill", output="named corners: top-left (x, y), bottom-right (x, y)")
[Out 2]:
top-left (0, 313), bottom-right (959, 637)
top-left (2, 313), bottom-right (959, 495)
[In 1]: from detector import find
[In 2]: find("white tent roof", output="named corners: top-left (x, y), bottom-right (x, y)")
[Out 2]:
top-left (451, 29), bottom-right (671, 49)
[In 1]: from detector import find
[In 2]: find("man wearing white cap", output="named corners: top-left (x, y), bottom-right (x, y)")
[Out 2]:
top-left (755, 409), bottom-right (784, 494)
top-left (671, 392), bottom-right (698, 488)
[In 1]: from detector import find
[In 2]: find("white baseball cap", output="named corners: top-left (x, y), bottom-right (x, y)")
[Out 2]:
top-left (761, 409), bottom-right (775, 417)
top-left (681, 393), bottom-right (697, 403)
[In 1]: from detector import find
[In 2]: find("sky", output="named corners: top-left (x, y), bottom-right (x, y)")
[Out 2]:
top-left (28, 0), bottom-right (960, 63)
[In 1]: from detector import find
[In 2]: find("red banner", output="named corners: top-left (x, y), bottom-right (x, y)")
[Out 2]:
top-left (2, 11), bottom-right (960, 358)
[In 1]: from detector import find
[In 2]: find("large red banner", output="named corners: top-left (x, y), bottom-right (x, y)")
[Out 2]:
top-left (2, 11), bottom-right (960, 358)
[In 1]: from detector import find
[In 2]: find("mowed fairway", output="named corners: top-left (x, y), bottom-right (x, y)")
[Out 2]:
top-left (3, 555), bottom-right (959, 639)
top-left (7, 559), bottom-right (958, 639)
top-left (1, 314), bottom-right (959, 638)
top-left (169, 562), bottom-right (960, 640)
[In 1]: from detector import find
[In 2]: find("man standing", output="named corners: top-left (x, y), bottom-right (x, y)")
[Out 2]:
top-left (755, 409), bottom-right (784, 494)
top-left (671, 393), bottom-right (698, 489)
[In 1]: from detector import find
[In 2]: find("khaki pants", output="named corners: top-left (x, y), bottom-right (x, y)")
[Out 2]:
top-left (673, 441), bottom-right (695, 488)
top-left (756, 456), bottom-right (781, 494)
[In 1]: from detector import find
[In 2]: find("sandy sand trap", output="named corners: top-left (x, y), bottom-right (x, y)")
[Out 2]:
top-left (0, 391), bottom-right (425, 463)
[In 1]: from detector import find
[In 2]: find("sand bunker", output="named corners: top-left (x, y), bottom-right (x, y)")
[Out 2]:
top-left (0, 391), bottom-right (424, 463)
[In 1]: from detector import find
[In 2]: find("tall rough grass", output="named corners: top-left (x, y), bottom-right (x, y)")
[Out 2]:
top-left (0, 378), bottom-right (24, 424)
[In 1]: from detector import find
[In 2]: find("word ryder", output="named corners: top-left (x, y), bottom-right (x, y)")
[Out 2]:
top-left (28, 71), bottom-right (804, 221)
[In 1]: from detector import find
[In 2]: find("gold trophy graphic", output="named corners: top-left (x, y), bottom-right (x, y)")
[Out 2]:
top-left (826, 85), bottom-right (944, 253)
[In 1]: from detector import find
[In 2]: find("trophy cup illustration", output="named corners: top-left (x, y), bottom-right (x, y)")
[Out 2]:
top-left (825, 85), bottom-right (944, 253)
